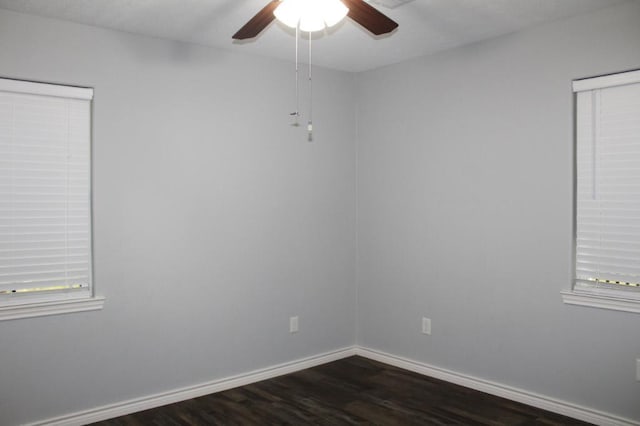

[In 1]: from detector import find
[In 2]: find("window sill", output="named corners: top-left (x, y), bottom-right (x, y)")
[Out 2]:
top-left (561, 291), bottom-right (640, 314)
top-left (0, 296), bottom-right (105, 321)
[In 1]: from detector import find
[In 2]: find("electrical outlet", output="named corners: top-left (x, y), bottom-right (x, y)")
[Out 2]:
top-left (289, 316), bottom-right (299, 333)
top-left (636, 359), bottom-right (640, 381)
top-left (421, 317), bottom-right (431, 335)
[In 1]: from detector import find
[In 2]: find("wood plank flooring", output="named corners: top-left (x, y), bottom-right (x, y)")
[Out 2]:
top-left (92, 356), bottom-right (591, 425)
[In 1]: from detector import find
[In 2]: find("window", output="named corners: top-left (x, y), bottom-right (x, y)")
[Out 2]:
top-left (562, 69), bottom-right (640, 314)
top-left (0, 78), bottom-right (103, 321)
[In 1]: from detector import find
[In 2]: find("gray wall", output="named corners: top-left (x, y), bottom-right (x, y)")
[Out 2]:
top-left (356, 1), bottom-right (640, 421)
top-left (0, 9), bottom-right (356, 426)
top-left (2, 1), bottom-right (640, 425)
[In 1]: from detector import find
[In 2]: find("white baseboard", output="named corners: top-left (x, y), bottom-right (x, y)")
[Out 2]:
top-left (28, 345), bottom-right (638, 426)
top-left (28, 346), bottom-right (357, 426)
top-left (355, 347), bottom-right (640, 426)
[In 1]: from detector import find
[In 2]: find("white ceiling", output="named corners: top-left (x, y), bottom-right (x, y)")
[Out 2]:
top-left (0, 0), bottom-right (630, 72)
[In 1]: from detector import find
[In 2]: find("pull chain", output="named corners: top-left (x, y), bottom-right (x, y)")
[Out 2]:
top-left (308, 32), bottom-right (313, 142)
top-left (290, 25), bottom-right (300, 126)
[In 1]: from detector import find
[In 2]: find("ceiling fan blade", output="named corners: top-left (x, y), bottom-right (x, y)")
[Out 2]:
top-left (342, 0), bottom-right (398, 36)
top-left (232, 1), bottom-right (281, 40)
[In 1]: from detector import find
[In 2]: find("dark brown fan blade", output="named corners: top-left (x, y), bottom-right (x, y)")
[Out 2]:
top-left (342, 0), bottom-right (398, 36)
top-left (233, 1), bottom-right (281, 40)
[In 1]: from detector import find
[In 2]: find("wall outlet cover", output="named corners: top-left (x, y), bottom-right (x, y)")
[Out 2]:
top-left (289, 316), bottom-right (299, 333)
top-left (421, 317), bottom-right (431, 335)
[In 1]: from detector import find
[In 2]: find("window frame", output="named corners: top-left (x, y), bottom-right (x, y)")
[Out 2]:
top-left (562, 69), bottom-right (640, 314)
top-left (0, 77), bottom-right (104, 321)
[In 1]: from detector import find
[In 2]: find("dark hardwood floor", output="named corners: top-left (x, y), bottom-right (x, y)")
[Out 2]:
top-left (92, 356), bottom-right (591, 425)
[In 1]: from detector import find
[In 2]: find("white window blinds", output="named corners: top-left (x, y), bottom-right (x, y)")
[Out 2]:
top-left (0, 78), bottom-right (93, 303)
top-left (574, 70), bottom-right (640, 295)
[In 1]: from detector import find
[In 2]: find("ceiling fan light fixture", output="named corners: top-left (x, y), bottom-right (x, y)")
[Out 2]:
top-left (319, 0), bottom-right (349, 27)
top-left (273, 0), bottom-right (302, 28)
top-left (274, 0), bottom-right (349, 32)
top-left (299, 14), bottom-right (326, 32)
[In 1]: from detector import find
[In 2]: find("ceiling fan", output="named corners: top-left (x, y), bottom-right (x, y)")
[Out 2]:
top-left (232, 0), bottom-right (399, 40)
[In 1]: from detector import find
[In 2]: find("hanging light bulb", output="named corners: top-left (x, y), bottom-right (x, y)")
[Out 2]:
top-left (274, 0), bottom-right (349, 32)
